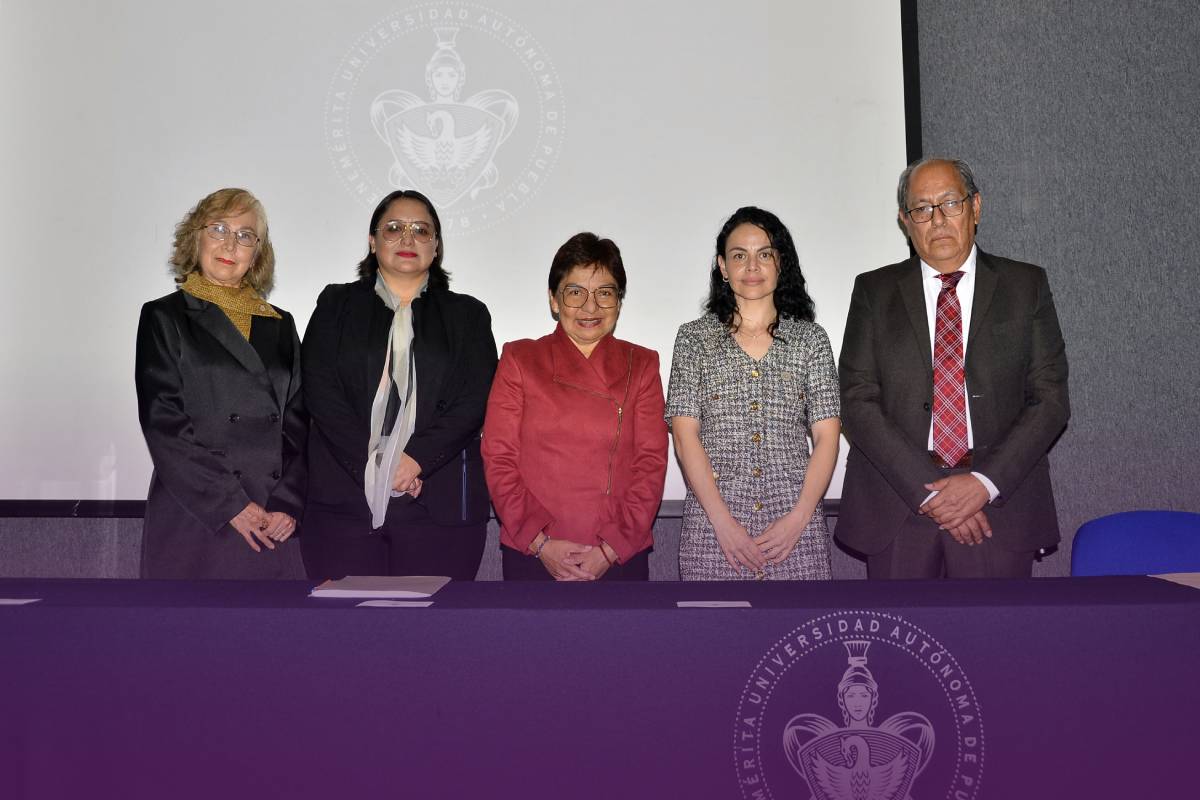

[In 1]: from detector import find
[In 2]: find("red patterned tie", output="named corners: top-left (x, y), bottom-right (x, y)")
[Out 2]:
top-left (933, 271), bottom-right (968, 466)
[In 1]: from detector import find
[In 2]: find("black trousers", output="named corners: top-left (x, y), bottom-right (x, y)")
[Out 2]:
top-left (864, 463), bottom-right (1035, 579)
top-left (865, 512), bottom-right (1035, 579)
top-left (301, 498), bottom-right (486, 581)
top-left (501, 545), bottom-right (650, 581)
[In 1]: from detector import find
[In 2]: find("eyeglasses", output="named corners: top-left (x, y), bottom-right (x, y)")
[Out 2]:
top-left (905, 195), bottom-right (973, 224)
top-left (559, 285), bottom-right (621, 308)
top-left (204, 222), bottom-right (260, 247)
top-left (376, 220), bottom-right (436, 244)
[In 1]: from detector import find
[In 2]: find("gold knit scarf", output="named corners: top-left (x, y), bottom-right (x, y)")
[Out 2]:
top-left (181, 272), bottom-right (281, 340)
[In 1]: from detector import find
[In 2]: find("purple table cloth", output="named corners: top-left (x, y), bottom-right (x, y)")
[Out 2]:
top-left (1, 576), bottom-right (1197, 799)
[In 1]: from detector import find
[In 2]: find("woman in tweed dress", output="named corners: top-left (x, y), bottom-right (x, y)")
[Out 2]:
top-left (666, 207), bottom-right (840, 580)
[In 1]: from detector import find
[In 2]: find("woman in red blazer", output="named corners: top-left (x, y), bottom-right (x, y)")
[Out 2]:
top-left (482, 233), bottom-right (668, 580)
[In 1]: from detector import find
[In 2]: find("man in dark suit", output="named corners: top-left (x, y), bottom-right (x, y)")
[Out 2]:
top-left (837, 157), bottom-right (1069, 578)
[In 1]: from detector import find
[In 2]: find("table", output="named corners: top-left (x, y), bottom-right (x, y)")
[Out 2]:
top-left (2, 577), bottom-right (1197, 799)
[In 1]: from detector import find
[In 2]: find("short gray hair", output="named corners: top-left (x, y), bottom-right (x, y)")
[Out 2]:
top-left (896, 157), bottom-right (980, 210)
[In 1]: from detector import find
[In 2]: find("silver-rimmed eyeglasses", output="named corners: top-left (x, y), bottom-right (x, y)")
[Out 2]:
top-left (560, 285), bottom-right (621, 308)
top-left (204, 222), bottom-right (260, 248)
top-left (376, 220), bottom-right (436, 244)
top-left (905, 195), bottom-right (973, 223)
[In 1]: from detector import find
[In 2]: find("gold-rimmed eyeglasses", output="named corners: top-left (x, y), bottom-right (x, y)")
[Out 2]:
top-left (376, 220), bottom-right (436, 244)
top-left (559, 285), bottom-right (621, 308)
top-left (203, 222), bottom-right (259, 248)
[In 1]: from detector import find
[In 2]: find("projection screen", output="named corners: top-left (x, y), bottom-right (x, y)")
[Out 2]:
top-left (0, 0), bottom-right (907, 502)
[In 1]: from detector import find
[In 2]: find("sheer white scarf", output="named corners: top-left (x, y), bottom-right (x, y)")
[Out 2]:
top-left (364, 274), bottom-right (425, 529)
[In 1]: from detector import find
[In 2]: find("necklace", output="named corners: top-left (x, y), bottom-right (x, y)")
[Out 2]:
top-left (734, 320), bottom-right (772, 341)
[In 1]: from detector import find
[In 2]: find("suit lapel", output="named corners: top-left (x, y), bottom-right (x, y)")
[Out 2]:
top-left (183, 293), bottom-right (272, 384)
top-left (551, 326), bottom-right (606, 398)
top-left (968, 250), bottom-right (999, 354)
top-left (897, 258), bottom-right (933, 380)
top-left (550, 325), bottom-right (629, 403)
top-left (359, 292), bottom-right (391, 419)
top-left (412, 290), bottom-right (449, 432)
top-left (262, 316), bottom-right (291, 406)
top-left (593, 334), bottom-right (633, 404)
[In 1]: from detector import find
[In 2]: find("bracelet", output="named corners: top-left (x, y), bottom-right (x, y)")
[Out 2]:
top-left (600, 541), bottom-right (617, 565)
top-left (533, 535), bottom-right (550, 560)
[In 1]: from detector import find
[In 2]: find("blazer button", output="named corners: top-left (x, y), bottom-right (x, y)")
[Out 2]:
top-left (269, 413), bottom-right (280, 423)
top-left (751, 432), bottom-right (762, 444)
top-left (233, 469), bottom-right (243, 478)
top-left (751, 467), bottom-right (762, 478)
top-left (923, 402), bottom-right (931, 412)
top-left (271, 470), bottom-right (281, 480)
top-left (228, 413), bottom-right (240, 423)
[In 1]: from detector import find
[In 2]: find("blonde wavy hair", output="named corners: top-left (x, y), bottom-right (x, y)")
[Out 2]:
top-left (170, 188), bottom-right (276, 295)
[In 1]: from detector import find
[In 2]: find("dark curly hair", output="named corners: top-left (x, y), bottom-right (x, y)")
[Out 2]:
top-left (705, 206), bottom-right (815, 338)
top-left (356, 189), bottom-right (450, 290)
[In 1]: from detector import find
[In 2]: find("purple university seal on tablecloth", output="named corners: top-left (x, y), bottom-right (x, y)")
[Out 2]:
top-left (734, 612), bottom-right (984, 800)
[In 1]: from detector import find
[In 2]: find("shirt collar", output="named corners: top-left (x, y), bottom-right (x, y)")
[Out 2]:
top-left (920, 244), bottom-right (978, 281)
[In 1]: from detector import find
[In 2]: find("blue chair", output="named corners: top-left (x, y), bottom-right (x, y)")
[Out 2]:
top-left (1071, 510), bottom-right (1200, 576)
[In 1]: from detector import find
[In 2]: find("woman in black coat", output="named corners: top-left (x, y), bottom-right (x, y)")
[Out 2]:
top-left (135, 188), bottom-right (306, 578)
top-left (301, 189), bottom-right (497, 580)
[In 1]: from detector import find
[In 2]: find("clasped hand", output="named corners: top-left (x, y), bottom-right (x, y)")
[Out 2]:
top-left (713, 510), bottom-right (808, 575)
top-left (391, 452), bottom-right (424, 498)
top-left (229, 502), bottom-right (296, 552)
top-left (756, 511), bottom-right (809, 565)
top-left (919, 473), bottom-right (992, 546)
top-left (539, 537), bottom-right (614, 581)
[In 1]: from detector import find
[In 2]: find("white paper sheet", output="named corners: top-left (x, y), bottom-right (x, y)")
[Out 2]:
top-left (309, 575), bottom-right (450, 599)
top-left (356, 600), bottom-right (435, 608)
top-left (676, 600), bottom-right (753, 608)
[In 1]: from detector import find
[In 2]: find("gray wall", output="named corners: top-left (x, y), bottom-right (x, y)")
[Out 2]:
top-left (0, 514), bottom-right (866, 581)
top-left (916, 0), bottom-right (1200, 575)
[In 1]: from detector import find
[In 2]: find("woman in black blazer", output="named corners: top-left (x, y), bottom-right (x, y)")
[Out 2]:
top-left (301, 189), bottom-right (497, 580)
top-left (135, 188), bottom-right (307, 579)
